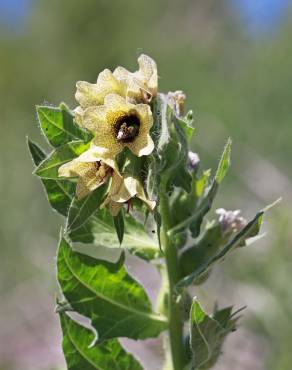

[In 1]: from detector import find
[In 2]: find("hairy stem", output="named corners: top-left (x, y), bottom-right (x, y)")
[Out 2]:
top-left (160, 178), bottom-right (185, 370)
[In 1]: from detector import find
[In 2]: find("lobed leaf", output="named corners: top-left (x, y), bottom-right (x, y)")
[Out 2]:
top-left (187, 299), bottom-right (239, 369)
top-left (60, 312), bottom-right (143, 370)
top-left (68, 209), bottom-right (161, 261)
top-left (28, 138), bottom-right (75, 216)
top-left (34, 140), bottom-right (90, 179)
top-left (57, 237), bottom-right (167, 341)
top-left (37, 103), bottom-right (92, 148)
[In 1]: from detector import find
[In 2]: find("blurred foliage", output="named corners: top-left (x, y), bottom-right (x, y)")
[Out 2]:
top-left (0, 0), bottom-right (292, 369)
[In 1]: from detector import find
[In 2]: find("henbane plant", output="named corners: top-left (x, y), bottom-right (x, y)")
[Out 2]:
top-left (28, 54), bottom-right (272, 370)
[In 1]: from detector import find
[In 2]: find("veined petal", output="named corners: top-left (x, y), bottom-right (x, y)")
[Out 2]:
top-left (75, 81), bottom-right (103, 108)
top-left (104, 93), bottom-right (132, 112)
top-left (82, 106), bottom-right (107, 131)
top-left (126, 103), bottom-right (154, 156)
top-left (112, 66), bottom-right (131, 83)
top-left (113, 54), bottom-right (158, 102)
top-left (135, 104), bottom-right (153, 131)
top-left (58, 160), bottom-right (94, 178)
top-left (58, 147), bottom-right (121, 200)
top-left (135, 180), bottom-right (156, 211)
top-left (127, 133), bottom-right (154, 157)
top-left (102, 175), bottom-right (156, 215)
top-left (76, 173), bottom-right (102, 199)
top-left (77, 145), bottom-right (120, 174)
top-left (137, 54), bottom-right (157, 94)
top-left (93, 134), bottom-right (122, 158)
top-left (75, 69), bottom-right (126, 109)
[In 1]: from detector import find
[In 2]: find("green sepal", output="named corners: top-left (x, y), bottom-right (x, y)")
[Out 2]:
top-left (27, 138), bottom-right (75, 216)
top-left (60, 312), bottom-right (143, 370)
top-left (34, 140), bottom-right (90, 179)
top-left (177, 209), bottom-right (264, 288)
top-left (66, 182), bottom-right (109, 232)
top-left (113, 209), bottom-right (125, 245)
top-left (37, 103), bottom-right (92, 148)
top-left (57, 237), bottom-right (167, 341)
top-left (68, 209), bottom-right (161, 261)
top-left (186, 298), bottom-right (240, 370)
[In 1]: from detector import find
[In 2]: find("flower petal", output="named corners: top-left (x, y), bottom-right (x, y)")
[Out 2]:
top-left (75, 69), bottom-right (126, 108)
top-left (113, 66), bottom-right (130, 82)
top-left (82, 106), bottom-right (107, 131)
top-left (136, 54), bottom-right (157, 94)
top-left (135, 180), bottom-right (156, 211)
top-left (77, 145), bottom-right (120, 174)
top-left (58, 160), bottom-right (94, 178)
top-left (104, 93), bottom-right (132, 112)
top-left (76, 175), bottom-right (102, 199)
top-left (125, 104), bottom-right (154, 156)
top-left (135, 104), bottom-right (153, 132)
top-left (73, 106), bottom-right (84, 126)
top-left (127, 134), bottom-right (154, 157)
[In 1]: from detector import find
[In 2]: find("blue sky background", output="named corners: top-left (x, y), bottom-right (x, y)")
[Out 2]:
top-left (0, 0), bottom-right (31, 29)
top-left (0, 0), bottom-right (290, 34)
top-left (233, 0), bottom-right (290, 33)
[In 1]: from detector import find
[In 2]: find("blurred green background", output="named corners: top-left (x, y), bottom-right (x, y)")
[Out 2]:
top-left (0, 0), bottom-right (291, 369)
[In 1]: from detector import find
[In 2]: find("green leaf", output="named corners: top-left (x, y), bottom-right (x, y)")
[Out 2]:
top-left (68, 209), bottom-right (161, 261)
top-left (57, 237), bottom-right (167, 341)
top-left (60, 312), bottom-right (143, 370)
top-left (215, 137), bottom-right (232, 184)
top-left (27, 137), bottom-right (46, 164)
top-left (177, 210), bottom-right (264, 288)
top-left (179, 223), bottom-right (224, 283)
top-left (187, 299), bottom-right (239, 369)
top-left (113, 210), bottom-right (125, 245)
top-left (37, 103), bottom-right (92, 148)
top-left (28, 138), bottom-right (75, 216)
top-left (34, 140), bottom-right (90, 179)
top-left (66, 183), bottom-right (109, 232)
top-left (175, 115), bottom-right (194, 141)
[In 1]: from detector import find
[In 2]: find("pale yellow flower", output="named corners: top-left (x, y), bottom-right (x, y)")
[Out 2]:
top-left (81, 93), bottom-right (154, 158)
top-left (113, 54), bottom-right (158, 103)
top-left (58, 145), bottom-right (121, 199)
top-left (102, 175), bottom-right (156, 216)
top-left (74, 55), bottom-right (157, 126)
top-left (75, 69), bottom-right (127, 110)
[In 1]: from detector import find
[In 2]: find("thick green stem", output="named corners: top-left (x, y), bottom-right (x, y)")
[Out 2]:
top-left (160, 179), bottom-right (185, 370)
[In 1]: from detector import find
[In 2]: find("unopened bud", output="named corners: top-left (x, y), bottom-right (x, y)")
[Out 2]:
top-left (215, 208), bottom-right (246, 234)
top-left (187, 151), bottom-right (200, 172)
top-left (167, 90), bottom-right (186, 116)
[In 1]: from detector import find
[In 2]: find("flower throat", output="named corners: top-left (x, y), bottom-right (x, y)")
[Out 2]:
top-left (115, 114), bottom-right (140, 143)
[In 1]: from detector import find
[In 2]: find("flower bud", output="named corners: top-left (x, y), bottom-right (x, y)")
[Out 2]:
top-left (215, 208), bottom-right (246, 235)
top-left (167, 90), bottom-right (186, 116)
top-left (187, 151), bottom-right (200, 172)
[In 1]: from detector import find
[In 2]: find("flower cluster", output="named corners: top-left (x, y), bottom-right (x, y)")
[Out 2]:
top-left (58, 54), bottom-right (157, 215)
